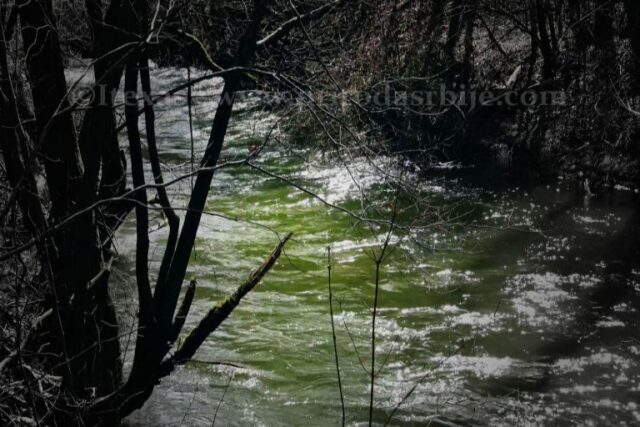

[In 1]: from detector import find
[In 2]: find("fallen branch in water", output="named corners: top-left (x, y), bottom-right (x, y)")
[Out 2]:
top-left (157, 232), bottom-right (293, 378)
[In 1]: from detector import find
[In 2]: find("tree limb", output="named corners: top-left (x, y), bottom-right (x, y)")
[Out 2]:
top-left (170, 280), bottom-right (197, 342)
top-left (157, 232), bottom-right (292, 378)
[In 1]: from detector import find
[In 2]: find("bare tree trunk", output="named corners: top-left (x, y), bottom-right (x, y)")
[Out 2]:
top-left (444, 0), bottom-right (465, 62)
top-left (534, 0), bottom-right (557, 82)
top-left (461, 3), bottom-right (476, 83)
top-left (0, 15), bottom-right (45, 238)
top-left (81, 0), bottom-right (131, 208)
top-left (19, 0), bottom-right (83, 223)
top-left (86, 1), bottom-right (274, 423)
top-left (425, 0), bottom-right (447, 37)
top-left (18, 0), bottom-right (130, 411)
top-left (19, 0), bottom-right (96, 400)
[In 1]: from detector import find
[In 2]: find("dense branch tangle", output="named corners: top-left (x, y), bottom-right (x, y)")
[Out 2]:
top-left (0, 0), bottom-right (328, 424)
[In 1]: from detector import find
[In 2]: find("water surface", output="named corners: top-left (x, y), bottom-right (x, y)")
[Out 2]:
top-left (102, 67), bottom-right (640, 426)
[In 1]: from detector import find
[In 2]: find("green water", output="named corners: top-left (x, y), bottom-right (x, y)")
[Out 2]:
top-left (107, 67), bottom-right (640, 426)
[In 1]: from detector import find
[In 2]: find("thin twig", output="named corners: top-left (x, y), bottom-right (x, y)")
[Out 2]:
top-left (327, 246), bottom-right (346, 426)
top-left (211, 373), bottom-right (234, 427)
top-left (369, 200), bottom-right (397, 426)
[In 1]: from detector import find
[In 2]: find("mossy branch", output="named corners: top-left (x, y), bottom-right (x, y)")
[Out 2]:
top-left (157, 232), bottom-right (292, 378)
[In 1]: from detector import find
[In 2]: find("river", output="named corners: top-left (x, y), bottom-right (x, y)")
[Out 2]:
top-left (93, 66), bottom-right (640, 426)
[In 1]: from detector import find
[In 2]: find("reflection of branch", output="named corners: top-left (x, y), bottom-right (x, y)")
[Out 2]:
top-left (187, 360), bottom-right (246, 370)
top-left (157, 233), bottom-right (293, 378)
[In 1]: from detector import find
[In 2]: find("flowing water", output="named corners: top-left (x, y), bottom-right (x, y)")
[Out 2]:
top-left (92, 67), bottom-right (640, 426)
